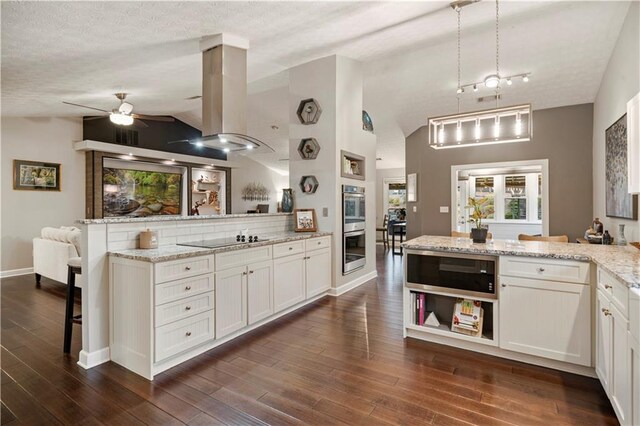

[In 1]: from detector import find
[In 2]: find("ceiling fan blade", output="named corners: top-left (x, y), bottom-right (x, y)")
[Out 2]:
top-left (63, 101), bottom-right (111, 113)
top-left (83, 116), bottom-right (108, 121)
top-left (131, 113), bottom-right (175, 122)
top-left (133, 119), bottom-right (149, 128)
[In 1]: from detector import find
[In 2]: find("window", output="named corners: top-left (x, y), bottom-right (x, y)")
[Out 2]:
top-left (387, 182), bottom-right (406, 220)
top-left (504, 175), bottom-right (527, 220)
top-left (474, 177), bottom-right (495, 219)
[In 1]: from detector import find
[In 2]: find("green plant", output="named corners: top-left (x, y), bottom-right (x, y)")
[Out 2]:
top-left (466, 197), bottom-right (494, 229)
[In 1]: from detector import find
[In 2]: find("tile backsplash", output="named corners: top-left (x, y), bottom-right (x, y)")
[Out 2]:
top-left (107, 216), bottom-right (293, 251)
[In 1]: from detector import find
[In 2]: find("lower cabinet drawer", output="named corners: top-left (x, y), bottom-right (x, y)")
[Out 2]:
top-left (155, 292), bottom-right (214, 327)
top-left (599, 268), bottom-right (629, 317)
top-left (273, 240), bottom-right (305, 258)
top-left (305, 236), bottom-right (331, 252)
top-left (155, 256), bottom-right (214, 284)
top-left (500, 256), bottom-right (590, 284)
top-left (155, 310), bottom-right (214, 362)
top-left (155, 274), bottom-right (213, 305)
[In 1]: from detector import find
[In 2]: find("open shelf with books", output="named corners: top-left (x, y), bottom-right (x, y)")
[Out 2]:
top-left (405, 289), bottom-right (497, 347)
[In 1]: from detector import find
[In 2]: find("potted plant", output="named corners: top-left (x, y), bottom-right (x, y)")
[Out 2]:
top-left (466, 197), bottom-right (493, 243)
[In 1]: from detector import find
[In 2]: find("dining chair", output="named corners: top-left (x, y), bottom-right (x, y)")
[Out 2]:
top-left (518, 234), bottom-right (569, 243)
top-left (376, 214), bottom-right (389, 249)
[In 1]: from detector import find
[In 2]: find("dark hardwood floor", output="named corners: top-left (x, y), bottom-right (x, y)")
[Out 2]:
top-left (1, 246), bottom-right (617, 425)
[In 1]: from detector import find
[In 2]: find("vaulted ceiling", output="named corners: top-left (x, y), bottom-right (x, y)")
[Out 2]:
top-left (1, 1), bottom-right (631, 171)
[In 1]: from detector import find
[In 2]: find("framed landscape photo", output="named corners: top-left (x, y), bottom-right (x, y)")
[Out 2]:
top-left (13, 159), bottom-right (61, 191)
top-left (294, 208), bottom-right (318, 232)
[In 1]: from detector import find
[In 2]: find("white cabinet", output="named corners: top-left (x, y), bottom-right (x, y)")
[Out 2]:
top-left (631, 288), bottom-right (640, 426)
top-left (247, 260), bottom-right (274, 325)
top-left (215, 266), bottom-right (247, 339)
top-left (499, 275), bottom-right (591, 366)
top-left (304, 236), bottom-right (331, 299)
top-left (273, 253), bottom-right (306, 313)
top-left (596, 267), bottom-right (634, 425)
top-left (596, 289), bottom-right (612, 390)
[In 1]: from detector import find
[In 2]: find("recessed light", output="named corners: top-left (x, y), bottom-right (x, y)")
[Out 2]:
top-left (171, 159), bottom-right (175, 162)
top-left (223, 148), bottom-right (230, 153)
top-left (246, 145), bottom-right (253, 150)
top-left (195, 141), bottom-right (204, 147)
top-left (128, 152), bottom-right (133, 156)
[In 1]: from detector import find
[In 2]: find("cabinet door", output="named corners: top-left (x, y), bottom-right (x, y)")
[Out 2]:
top-left (247, 260), bottom-right (273, 325)
top-left (499, 276), bottom-right (591, 366)
top-left (273, 253), bottom-right (305, 313)
top-left (305, 248), bottom-right (331, 298)
top-left (631, 336), bottom-right (640, 426)
top-left (596, 290), bottom-right (612, 393)
top-left (611, 304), bottom-right (632, 424)
top-left (215, 266), bottom-right (247, 339)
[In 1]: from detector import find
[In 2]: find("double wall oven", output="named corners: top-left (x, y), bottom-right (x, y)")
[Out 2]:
top-left (343, 185), bottom-right (366, 274)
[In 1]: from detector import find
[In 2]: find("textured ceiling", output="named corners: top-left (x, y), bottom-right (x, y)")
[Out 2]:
top-left (1, 1), bottom-right (631, 171)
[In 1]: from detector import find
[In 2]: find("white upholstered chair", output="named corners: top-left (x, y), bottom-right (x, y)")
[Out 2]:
top-left (33, 227), bottom-right (84, 287)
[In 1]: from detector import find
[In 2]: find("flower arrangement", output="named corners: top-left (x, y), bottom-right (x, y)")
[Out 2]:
top-left (466, 197), bottom-right (493, 229)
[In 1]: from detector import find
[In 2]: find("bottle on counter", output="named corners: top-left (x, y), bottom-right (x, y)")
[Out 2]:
top-left (602, 230), bottom-right (612, 245)
top-left (593, 217), bottom-right (604, 235)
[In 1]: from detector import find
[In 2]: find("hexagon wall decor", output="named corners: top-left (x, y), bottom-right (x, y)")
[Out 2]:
top-left (297, 138), bottom-right (321, 159)
top-left (299, 175), bottom-right (319, 194)
top-left (296, 98), bottom-right (322, 125)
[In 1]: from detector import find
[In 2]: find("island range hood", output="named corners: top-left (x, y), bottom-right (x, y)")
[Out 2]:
top-left (178, 34), bottom-right (274, 154)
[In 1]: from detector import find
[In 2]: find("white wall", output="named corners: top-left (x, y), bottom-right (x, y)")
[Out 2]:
top-left (593, 1), bottom-right (640, 243)
top-left (1, 117), bottom-right (85, 274)
top-left (376, 167), bottom-right (405, 229)
top-left (230, 155), bottom-right (289, 214)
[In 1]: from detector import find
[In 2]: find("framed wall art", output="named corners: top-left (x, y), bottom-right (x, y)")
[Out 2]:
top-left (606, 114), bottom-right (638, 219)
top-left (13, 159), bottom-right (61, 191)
top-left (294, 208), bottom-right (318, 232)
top-left (407, 173), bottom-right (418, 202)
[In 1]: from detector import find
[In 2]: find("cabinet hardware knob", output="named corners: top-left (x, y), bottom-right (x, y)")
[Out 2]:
top-left (185, 306), bottom-right (191, 310)
top-left (537, 267), bottom-right (545, 272)
top-left (604, 284), bottom-right (612, 289)
top-left (185, 286), bottom-right (191, 291)
top-left (501, 283), bottom-right (507, 287)
top-left (249, 270), bottom-right (254, 274)
top-left (186, 331), bottom-right (192, 336)
top-left (289, 247), bottom-right (293, 250)
top-left (242, 271), bottom-right (248, 275)
top-left (185, 266), bottom-right (191, 271)
top-left (602, 308), bottom-right (612, 316)
top-left (318, 241), bottom-right (321, 245)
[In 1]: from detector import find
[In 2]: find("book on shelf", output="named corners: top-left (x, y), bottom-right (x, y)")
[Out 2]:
top-left (451, 298), bottom-right (483, 337)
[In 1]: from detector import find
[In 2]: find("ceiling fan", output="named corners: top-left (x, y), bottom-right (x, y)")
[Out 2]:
top-left (63, 93), bottom-right (175, 128)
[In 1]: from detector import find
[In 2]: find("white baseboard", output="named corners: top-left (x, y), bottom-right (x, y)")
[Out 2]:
top-left (328, 270), bottom-right (377, 297)
top-left (1, 267), bottom-right (34, 279)
top-left (78, 347), bottom-right (110, 369)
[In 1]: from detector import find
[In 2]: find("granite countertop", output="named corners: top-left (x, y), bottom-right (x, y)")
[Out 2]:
top-left (78, 212), bottom-right (292, 225)
top-left (402, 236), bottom-right (640, 289)
top-left (109, 232), bottom-right (332, 263)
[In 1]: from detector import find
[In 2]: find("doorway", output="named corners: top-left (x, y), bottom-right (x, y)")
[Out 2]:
top-left (451, 159), bottom-right (549, 240)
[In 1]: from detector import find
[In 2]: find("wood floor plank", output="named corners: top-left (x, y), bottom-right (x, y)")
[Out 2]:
top-left (0, 246), bottom-right (618, 425)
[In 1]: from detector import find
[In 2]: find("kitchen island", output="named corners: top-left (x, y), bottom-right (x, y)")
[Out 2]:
top-left (402, 236), bottom-right (640, 425)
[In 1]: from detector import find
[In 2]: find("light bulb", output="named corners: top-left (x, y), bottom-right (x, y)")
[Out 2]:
top-left (522, 75), bottom-right (529, 82)
top-left (494, 116), bottom-right (500, 138)
top-left (473, 84), bottom-right (478, 92)
top-left (474, 118), bottom-right (481, 140)
top-left (456, 87), bottom-right (464, 94)
top-left (515, 112), bottom-right (522, 136)
top-left (484, 74), bottom-right (500, 89)
top-left (438, 123), bottom-right (445, 144)
top-left (223, 147), bottom-right (230, 153)
top-left (456, 121), bottom-right (462, 142)
top-left (246, 145), bottom-right (253, 150)
top-left (110, 113), bottom-right (133, 126)
top-left (195, 141), bottom-right (204, 147)
top-left (506, 78), bottom-right (512, 86)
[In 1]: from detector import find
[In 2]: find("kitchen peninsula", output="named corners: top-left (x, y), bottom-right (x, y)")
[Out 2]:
top-left (76, 213), bottom-right (334, 377)
top-left (402, 236), bottom-right (640, 425)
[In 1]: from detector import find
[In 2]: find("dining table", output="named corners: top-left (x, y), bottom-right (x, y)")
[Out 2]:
top-left (391, 221), bottom-right (407, 256)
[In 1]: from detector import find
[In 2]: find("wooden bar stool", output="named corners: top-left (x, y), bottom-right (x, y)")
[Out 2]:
top-left (63, 257), bottom-right (82, 353)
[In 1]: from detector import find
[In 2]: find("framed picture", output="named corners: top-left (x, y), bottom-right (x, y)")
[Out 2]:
top-left (294, 208), bottom-right (318, 232)
top-left (407, 173), bottom-right (417, 202)
top-left (13, 159), bottom-right (61, 191)
top-left (605, 114), bottom-right (638, 219)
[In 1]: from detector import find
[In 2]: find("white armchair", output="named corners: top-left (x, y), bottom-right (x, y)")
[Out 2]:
top-left (33, 227), bottom-right (84, 287)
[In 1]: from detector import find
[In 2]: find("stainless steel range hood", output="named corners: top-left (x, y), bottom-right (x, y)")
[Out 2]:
top-left (196, 34), bottom-right (274, 154)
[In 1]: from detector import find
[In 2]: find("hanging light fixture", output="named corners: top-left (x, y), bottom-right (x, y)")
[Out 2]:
top-left (428, 0), bottom-right (532, 149)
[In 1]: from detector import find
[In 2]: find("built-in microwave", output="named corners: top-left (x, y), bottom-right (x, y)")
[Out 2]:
top-left (405, 251), bottom-right (497, 299)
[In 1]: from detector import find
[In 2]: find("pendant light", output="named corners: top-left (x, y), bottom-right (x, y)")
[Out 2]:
top-left (428, 0), bottom-right (532, 149)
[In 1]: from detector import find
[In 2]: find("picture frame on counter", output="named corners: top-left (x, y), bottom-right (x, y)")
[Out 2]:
top-left (13, 159), bottom-right (61, 191)
top-left (294, 208), bottom-right (318, 232)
